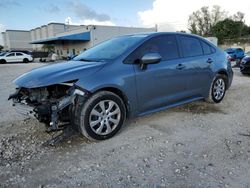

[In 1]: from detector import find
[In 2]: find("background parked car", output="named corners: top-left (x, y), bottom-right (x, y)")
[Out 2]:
top-left (240, 55), bottom-right (250, 75)
top-left (0, 52), bottom-right (7, 56)
top-left (0, 52), bottom-right (33, 64)
top-left (10, 50), bottom-right (33, 55)
top-left (225, 47), bottom-right (244, 60)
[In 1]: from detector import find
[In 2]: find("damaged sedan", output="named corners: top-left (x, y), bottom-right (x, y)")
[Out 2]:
top-left (9, 32), bottom-right (233, 140)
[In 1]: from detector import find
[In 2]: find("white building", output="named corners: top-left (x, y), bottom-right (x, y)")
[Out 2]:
top-left (2, 30), bottom-right (32, 51)
top-left (2, 23), bottom-right (156, 58)
top-left (205, 37), bottom-right (218, 46)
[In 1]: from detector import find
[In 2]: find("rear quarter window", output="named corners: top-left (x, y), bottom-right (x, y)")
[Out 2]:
top-left (201, 40), bottom-right (215, 55)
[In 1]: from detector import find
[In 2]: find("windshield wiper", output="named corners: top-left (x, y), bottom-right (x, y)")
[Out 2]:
top-left (78, 58), bottom-right (96, 62)
top-left (77, 58), bottom-right (107, 62)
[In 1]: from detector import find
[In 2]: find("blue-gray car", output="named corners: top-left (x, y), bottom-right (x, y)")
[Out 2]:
top-left (9, 32), bottom-right (233, 140)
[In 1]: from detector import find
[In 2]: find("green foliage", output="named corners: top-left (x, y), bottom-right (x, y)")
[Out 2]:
top-left (211, 19), bottom-right (244, 43)
top-left (188, 6), bottom-right (250, 44)
top-left (0, 45), bottom-right (3, 51)
top-left (188, 5), bottom-right (226, 36)
top-left (42, 44), bottom-right (54, 52)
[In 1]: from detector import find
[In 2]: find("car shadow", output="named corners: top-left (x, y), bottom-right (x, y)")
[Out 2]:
top-left (171, 101), bottom-right (225, 114)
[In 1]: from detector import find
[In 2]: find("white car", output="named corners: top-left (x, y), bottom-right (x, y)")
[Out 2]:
top-left (0, 52), bottom-right (33, 64)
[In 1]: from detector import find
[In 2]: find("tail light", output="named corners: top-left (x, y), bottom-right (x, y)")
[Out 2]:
top-left (227, 55), bottom-right (232, 62)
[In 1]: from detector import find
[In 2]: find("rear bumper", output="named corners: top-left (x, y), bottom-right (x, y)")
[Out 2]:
top-left (227, 67), bottom-right (234, 89)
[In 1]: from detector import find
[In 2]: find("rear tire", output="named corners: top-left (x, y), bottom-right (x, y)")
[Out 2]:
top-left (206, 74), bottom-right (227, 103)
top-left (75, 91), bottom-right (126, 141)
top-left (23, 58), bottom-right (29, 63)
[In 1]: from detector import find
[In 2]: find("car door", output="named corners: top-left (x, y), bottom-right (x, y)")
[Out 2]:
top-left (131, 35), bottom-right (193, 115)
top-left (178, 35), bottom-right (214, 97)
top-left (5, 53), bottom-right (16, 63)
top-left (16, 52), bottom-right (24, 62)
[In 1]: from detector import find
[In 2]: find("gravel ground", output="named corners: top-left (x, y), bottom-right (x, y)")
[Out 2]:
top-left (0, 63), bottom-right (250, 188)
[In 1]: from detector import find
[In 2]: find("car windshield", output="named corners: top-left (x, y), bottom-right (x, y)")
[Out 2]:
top-left (0, 52), bottom-right (6, 56)
top-left (225, 48), bottom-right (234, 52)
top-left (73, 35), bottom-right (147, 62)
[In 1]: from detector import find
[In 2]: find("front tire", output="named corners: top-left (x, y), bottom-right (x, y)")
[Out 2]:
top-left (0, 59), bottom-right (6, 64)
top-left (76, 91), bottom-right (126, 140)
top-left (206, 74), bottom-right (227, 103)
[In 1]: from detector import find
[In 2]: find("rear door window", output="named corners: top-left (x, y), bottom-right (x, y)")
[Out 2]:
top-left (179, 36), bottom-right (203, 57)
top-left (16, 53), bottom-right (23, 56)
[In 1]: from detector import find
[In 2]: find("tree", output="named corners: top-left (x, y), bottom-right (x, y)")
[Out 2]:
top-left (242, 24), bottom-right (250, 36)
top-left (232, 12), bottom-right (245, 37)
top-left (211, 5), bottom-right (226, 24)
top-left (188, 5), bottom-right (226, 36)
top-left (232, 11), bottom-right (245, 22)
top-left (0, 45), bottom-right (3, 52)
top-left (212, 18), bottom-right (245, 43)
top-left (42, 44), bottom-right (54, 52)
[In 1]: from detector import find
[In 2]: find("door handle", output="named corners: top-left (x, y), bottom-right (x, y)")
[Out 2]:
top-left (207, 58), bottom-right (213, 64)
top-left (176, 64), bottom-right (185, 70)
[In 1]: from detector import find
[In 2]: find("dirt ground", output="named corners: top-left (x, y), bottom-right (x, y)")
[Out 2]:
top-left (1, 63), bottom-right (250, 188)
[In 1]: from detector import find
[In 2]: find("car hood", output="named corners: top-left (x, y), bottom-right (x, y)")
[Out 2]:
top-left (14, 60), bottom-right (106, 88)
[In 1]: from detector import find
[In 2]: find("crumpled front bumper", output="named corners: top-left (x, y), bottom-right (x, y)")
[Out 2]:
top-left (9, 87), bottom-right (87, 131)
top-left (12, 101), bottom-right (35, 117)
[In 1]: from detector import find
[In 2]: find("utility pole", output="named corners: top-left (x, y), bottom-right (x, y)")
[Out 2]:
top-left (155, 24), bottom-right (158, 32)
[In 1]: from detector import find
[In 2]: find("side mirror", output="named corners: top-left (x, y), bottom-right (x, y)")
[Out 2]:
top-left (140, 53), bottom-right (162, 70)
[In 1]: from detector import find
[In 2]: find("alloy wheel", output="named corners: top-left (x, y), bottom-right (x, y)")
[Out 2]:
top-left (89, 100), bottom-right (121, 136)
top-left (213, 78), bottom-right (225, 101)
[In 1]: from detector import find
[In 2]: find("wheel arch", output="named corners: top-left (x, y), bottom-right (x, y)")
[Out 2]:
top-left (92, 87), bottom-right (130, 118)
top-left (216, 69), bottom-right (229, 89)
top-left (23, 58), bottom-right (29, 63)
top-left (0, 59), bottom-right (6, 63)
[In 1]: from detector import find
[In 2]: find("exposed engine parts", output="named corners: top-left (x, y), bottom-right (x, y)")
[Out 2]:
top-left (9, 84), bottom-right (86, 132)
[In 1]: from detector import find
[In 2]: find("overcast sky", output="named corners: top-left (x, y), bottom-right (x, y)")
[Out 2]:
top-left (0, 0), bottom-right (250, 45)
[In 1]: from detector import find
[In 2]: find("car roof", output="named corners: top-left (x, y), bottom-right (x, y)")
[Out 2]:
top-left (9, 52), bottom-right (25, 54)
top-left (121, 32), bottom-right (216, 48)
top-left (121, 32), bottom-right (212, 44)
top-left (124, 32), bottom-right (202, 38)
top-left (4, 52), bottom-right (26, 55)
